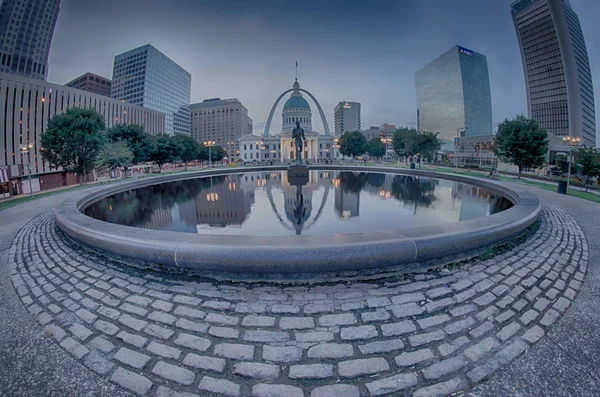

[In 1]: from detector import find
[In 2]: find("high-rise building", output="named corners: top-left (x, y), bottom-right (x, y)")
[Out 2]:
top-left (511, 0), bottom-right (596, 147)
top-left (0, 0), bottom-right (60, 80)
top-left (334, 101), bottom-right (361, 135)
top-left (111, 44), bottom-right (191, 136)
top-left (191, 98), bottom-right (252, 160)
top-left (415, 45), bottom-right (493, 151)
top-left (65, 72), bottom-right (112, 97)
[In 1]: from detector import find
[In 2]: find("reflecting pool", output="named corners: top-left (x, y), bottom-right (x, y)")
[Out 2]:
top-left (84, 170), bottom-right (513, 236)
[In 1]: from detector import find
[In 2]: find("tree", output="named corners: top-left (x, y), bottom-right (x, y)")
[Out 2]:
top-left (554, 155), bottom-right (571, 177)
top-left (574, 147), bottom-right (600, 192)
top-left (494, 115), bottom-right (549, 178)
top-left (96, 141), bottom-right (134, 178)
top-left (414, 131), bottom-right (441, 163)
top-left (339, 130), bottom-right (367, 158)
top-left (366, 137), bottom-right (386, 158)
top-left (106, 124), bottom-right (151, 166)
top-left (172, 135), bottom-right (201, 170)
top-left (392, 127), bottom-right (418, 160)
top-left (199, 144), bottom-right (225, 162)
top-left (41, 107), bottom-right (106, 184)
top-left (149, 134), bottom-right (177, 172)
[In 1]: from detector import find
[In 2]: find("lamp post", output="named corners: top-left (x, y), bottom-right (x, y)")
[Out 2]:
top-left (381, 136), bottom-right (392, 162)
top-left (562, 136), bottom-right (581, 192)
top-left (20, 143), bottom-right (34, 197)
top-left (203, 140), bottom-right (215, 167)
top-left (333, 138), bottom-right (340, 159)
top-left (455, 128), bottom-right (466, 168)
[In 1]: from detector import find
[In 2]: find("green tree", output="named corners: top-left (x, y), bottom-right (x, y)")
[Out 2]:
top-left (366, 137), bottom-right (386, 158)
top-left (41, 107), bottom-right (106, 184)
top-left (554, 155), bottom-right (571, 177)
top-left (96, 141), bottom-right (134, 179)
top-left (494, 115), bottom-right (549, 178)
top-left (106, 124), bottom-right (151, 166)
top-left (172, 135), bottom-right (201, 170)
top-left (414, 131), bottom-right (441, 163)
top-left (392, 127), bottom-right (419, 160)
top-left (339, 130), bottom-right (367, 158)
top-left (199, 145), bottom-right (226, 163)
top-left (149, 134), bottom-right (177, 172)
top-left (574, 147), bottom-right (600, 191)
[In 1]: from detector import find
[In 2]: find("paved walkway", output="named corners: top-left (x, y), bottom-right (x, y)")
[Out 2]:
top-left (0, 181), bottom-right (598, 397)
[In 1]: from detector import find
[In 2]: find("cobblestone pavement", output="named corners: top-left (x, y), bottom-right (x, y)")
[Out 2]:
top-left (8, 204), bottom-right (587, 397)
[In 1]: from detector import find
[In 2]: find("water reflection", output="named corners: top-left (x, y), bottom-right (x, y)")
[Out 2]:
top-left (84, 171), bottom-right (513, 236)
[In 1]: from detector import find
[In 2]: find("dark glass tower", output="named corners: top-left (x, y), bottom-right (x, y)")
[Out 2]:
top-left (0, 0), bottom-right (61, 80)
top-left (511, 0), bottom-right (596, 147)
top-left (111, 44), bottom-right (191, 136)
top-left (415, 45), bottom-right (493, 151)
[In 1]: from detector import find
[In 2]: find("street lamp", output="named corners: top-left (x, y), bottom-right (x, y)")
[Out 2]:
top-left (381, 137), bottom-right (392, 162)
top-left (455, 128), bottom-right (466, 168)
top-left (562, 136), bottom-right (581, 192)
top-left (20, 143), bottom-right (34, 197)
top-left (203, 140), bottom-right (215, 167)
top-left (333, 138), bottom-right (340, 159)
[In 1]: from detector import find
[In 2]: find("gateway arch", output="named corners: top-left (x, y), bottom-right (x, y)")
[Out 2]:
top-left (263, 87), bottom-right (331, 137)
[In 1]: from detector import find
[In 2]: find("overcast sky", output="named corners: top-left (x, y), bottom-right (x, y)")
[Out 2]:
top-left (47, 0), bottom-right (600, 140)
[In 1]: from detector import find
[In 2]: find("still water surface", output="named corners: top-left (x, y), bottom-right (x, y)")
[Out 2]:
top-left (84, 170), bottom-right (513, 236)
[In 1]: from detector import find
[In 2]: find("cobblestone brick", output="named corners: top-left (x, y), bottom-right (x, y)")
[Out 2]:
top-left (214, 343), bottom-right (255, 360)
top-left (381, 320), bottom-right (416, 336)
top-left (318, 313), bottom-right (357, 326)
top-left (263, 345), bottom-right (302, 363)
top-left (110, 367), bottom-right (153, 395)
top-left (340, 325), bottom-right (377, 340)
top-left (147, 341), bottom-right (181, 359)
top-left (366, 372), bottom-right (418, 396)
top-left (358, 339), bottom-right (404, 355)
top-left (307, 343), bottom-right (354, 359)
top-left (242, 315), bottom-right (275, 327)
top-left (279, 316), bottom-right (314, 330)
top-left (409, 330), bottom-right (445, 347)
top-left (198, 376), bottom-right (240, 397)
top-left (233, 362), bottom-right (280, 380)
top-left (113, 347), bottom-right (150, 369)
top-left (339, 357), bottom-right (389, 377)
top-left (311, 384), bottom-right (360, 397)
top-left (209, 326), bottom-right (239, 339)
top-left (252, 384), bottom-right (304, 397)
top-left (174, 333), bottom-right (211, 352)
top-left (422, 356), bottom-right (467, 380)
top-left (289, 364), bottom-right (334, 379)
top-left (412, 377), bottom-right (466, 397)
top-left (183, 353), bottom-right (226, 373)
top-left (116, 331), bottom-right (147, 348)
top-left (395, 348), bottom-right (435, 366)
top-left (152, 361), bottom-right (195, 385)
top-left (295, 331), bottom-right (334, 343)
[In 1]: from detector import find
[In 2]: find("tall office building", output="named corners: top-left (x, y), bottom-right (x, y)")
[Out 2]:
top-left (111, 44), bottom-right (191, 136)
top-left (416, 45), bottom-right (493, 151)
top-left (191, 98), bottom-right (253, 160)
top-left (334, 101), bottom-right (361, 135)
top-left (65, 72), bottom-right (112, 97)
top-left (511, 0), bottom-right (596, 147)
top-left (0, 0), bottom-right (60, 80)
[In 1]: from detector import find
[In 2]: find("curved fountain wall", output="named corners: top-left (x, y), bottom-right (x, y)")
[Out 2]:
top-left (54, 166), bottom-right (541, 276)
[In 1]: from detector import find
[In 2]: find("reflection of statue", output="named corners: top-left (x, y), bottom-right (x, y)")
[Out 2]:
top-left (293, 185), bottom-right (306, 235)
top-left (292, 120), bottom-right (305, 164)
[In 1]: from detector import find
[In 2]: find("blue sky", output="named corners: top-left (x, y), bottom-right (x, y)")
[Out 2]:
top-left (48, 0), bottom-right (600, 139)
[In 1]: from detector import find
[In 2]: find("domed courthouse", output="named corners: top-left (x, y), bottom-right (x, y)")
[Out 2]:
top-left (238, 79), bottom-right (335, 163)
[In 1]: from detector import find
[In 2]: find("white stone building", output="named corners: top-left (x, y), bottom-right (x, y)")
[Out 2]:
top-left (239, 79), bottom-right (335, 163)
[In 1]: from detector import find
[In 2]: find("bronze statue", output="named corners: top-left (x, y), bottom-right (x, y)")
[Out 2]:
top-left (291, 120), bottom-right (305, 164)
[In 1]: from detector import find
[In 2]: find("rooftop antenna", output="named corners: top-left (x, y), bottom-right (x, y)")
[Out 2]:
top-left (295, 60), bottom-right (298, 81)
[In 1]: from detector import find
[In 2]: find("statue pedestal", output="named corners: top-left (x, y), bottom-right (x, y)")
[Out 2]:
top-left (288, 164), bottom-right (309, 186)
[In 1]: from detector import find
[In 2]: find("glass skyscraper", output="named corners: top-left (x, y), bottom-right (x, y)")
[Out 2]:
top-left (415, 45), bottom-right (493, 151)
top-left (511, 0), bottom-right (596, 147)
top-left (0, 0), bottom-right (61, 80)
top-left (111, 44), bottom-right (191, 136)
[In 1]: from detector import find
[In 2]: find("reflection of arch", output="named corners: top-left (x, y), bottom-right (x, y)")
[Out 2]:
top-left (265, 183), bottom-right (331, 234)
top-left (263, 87), bottom-right (331, 137)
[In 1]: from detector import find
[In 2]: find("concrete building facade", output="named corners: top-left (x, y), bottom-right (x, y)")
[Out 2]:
top-left (0, 72), bottom-right (165, 190)
top-left (0, 0), bottom-right (60, 80)
top-left (334, 101), bottom-right (361, 136)
top-left (511, 0), bottom-right (596, 147)
top-left (191, 98), bottom-right (252, 161)
top-left (416, 45), bottom-right (493, 151)
top-left (65, 72), bottom-right (112, 97)
top-left (111, 44), bottom-right (191, 136)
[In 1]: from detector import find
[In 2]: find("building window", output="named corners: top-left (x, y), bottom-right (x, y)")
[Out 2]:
top-left (244, 144), bottom-right (246, 150)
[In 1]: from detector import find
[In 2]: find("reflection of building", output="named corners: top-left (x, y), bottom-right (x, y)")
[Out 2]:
top-left (0, 0), bottom-right (60, 80)
top-left (111, 44), bottom-right (191, 136)
top-left (239, 78), bottom-right (334, 163)
top-left (452, 183), bottom-right (493, 221)
top-left (65, 72), bottom-right (112, 97)
top-left (416, 45), bottom-right (493, 151)
top-left (141, 207), bottom-right (174, 230)
top-left (334, 187), bottom-right (359, 218)
top-left (192, 176), bottom-right (254, 227)
top-left (511, 0), bottom-right (595, 147)
top-left (191, 98), bottom-right (253, 161)
top-left (334, 101), bottom-right (361, 136)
